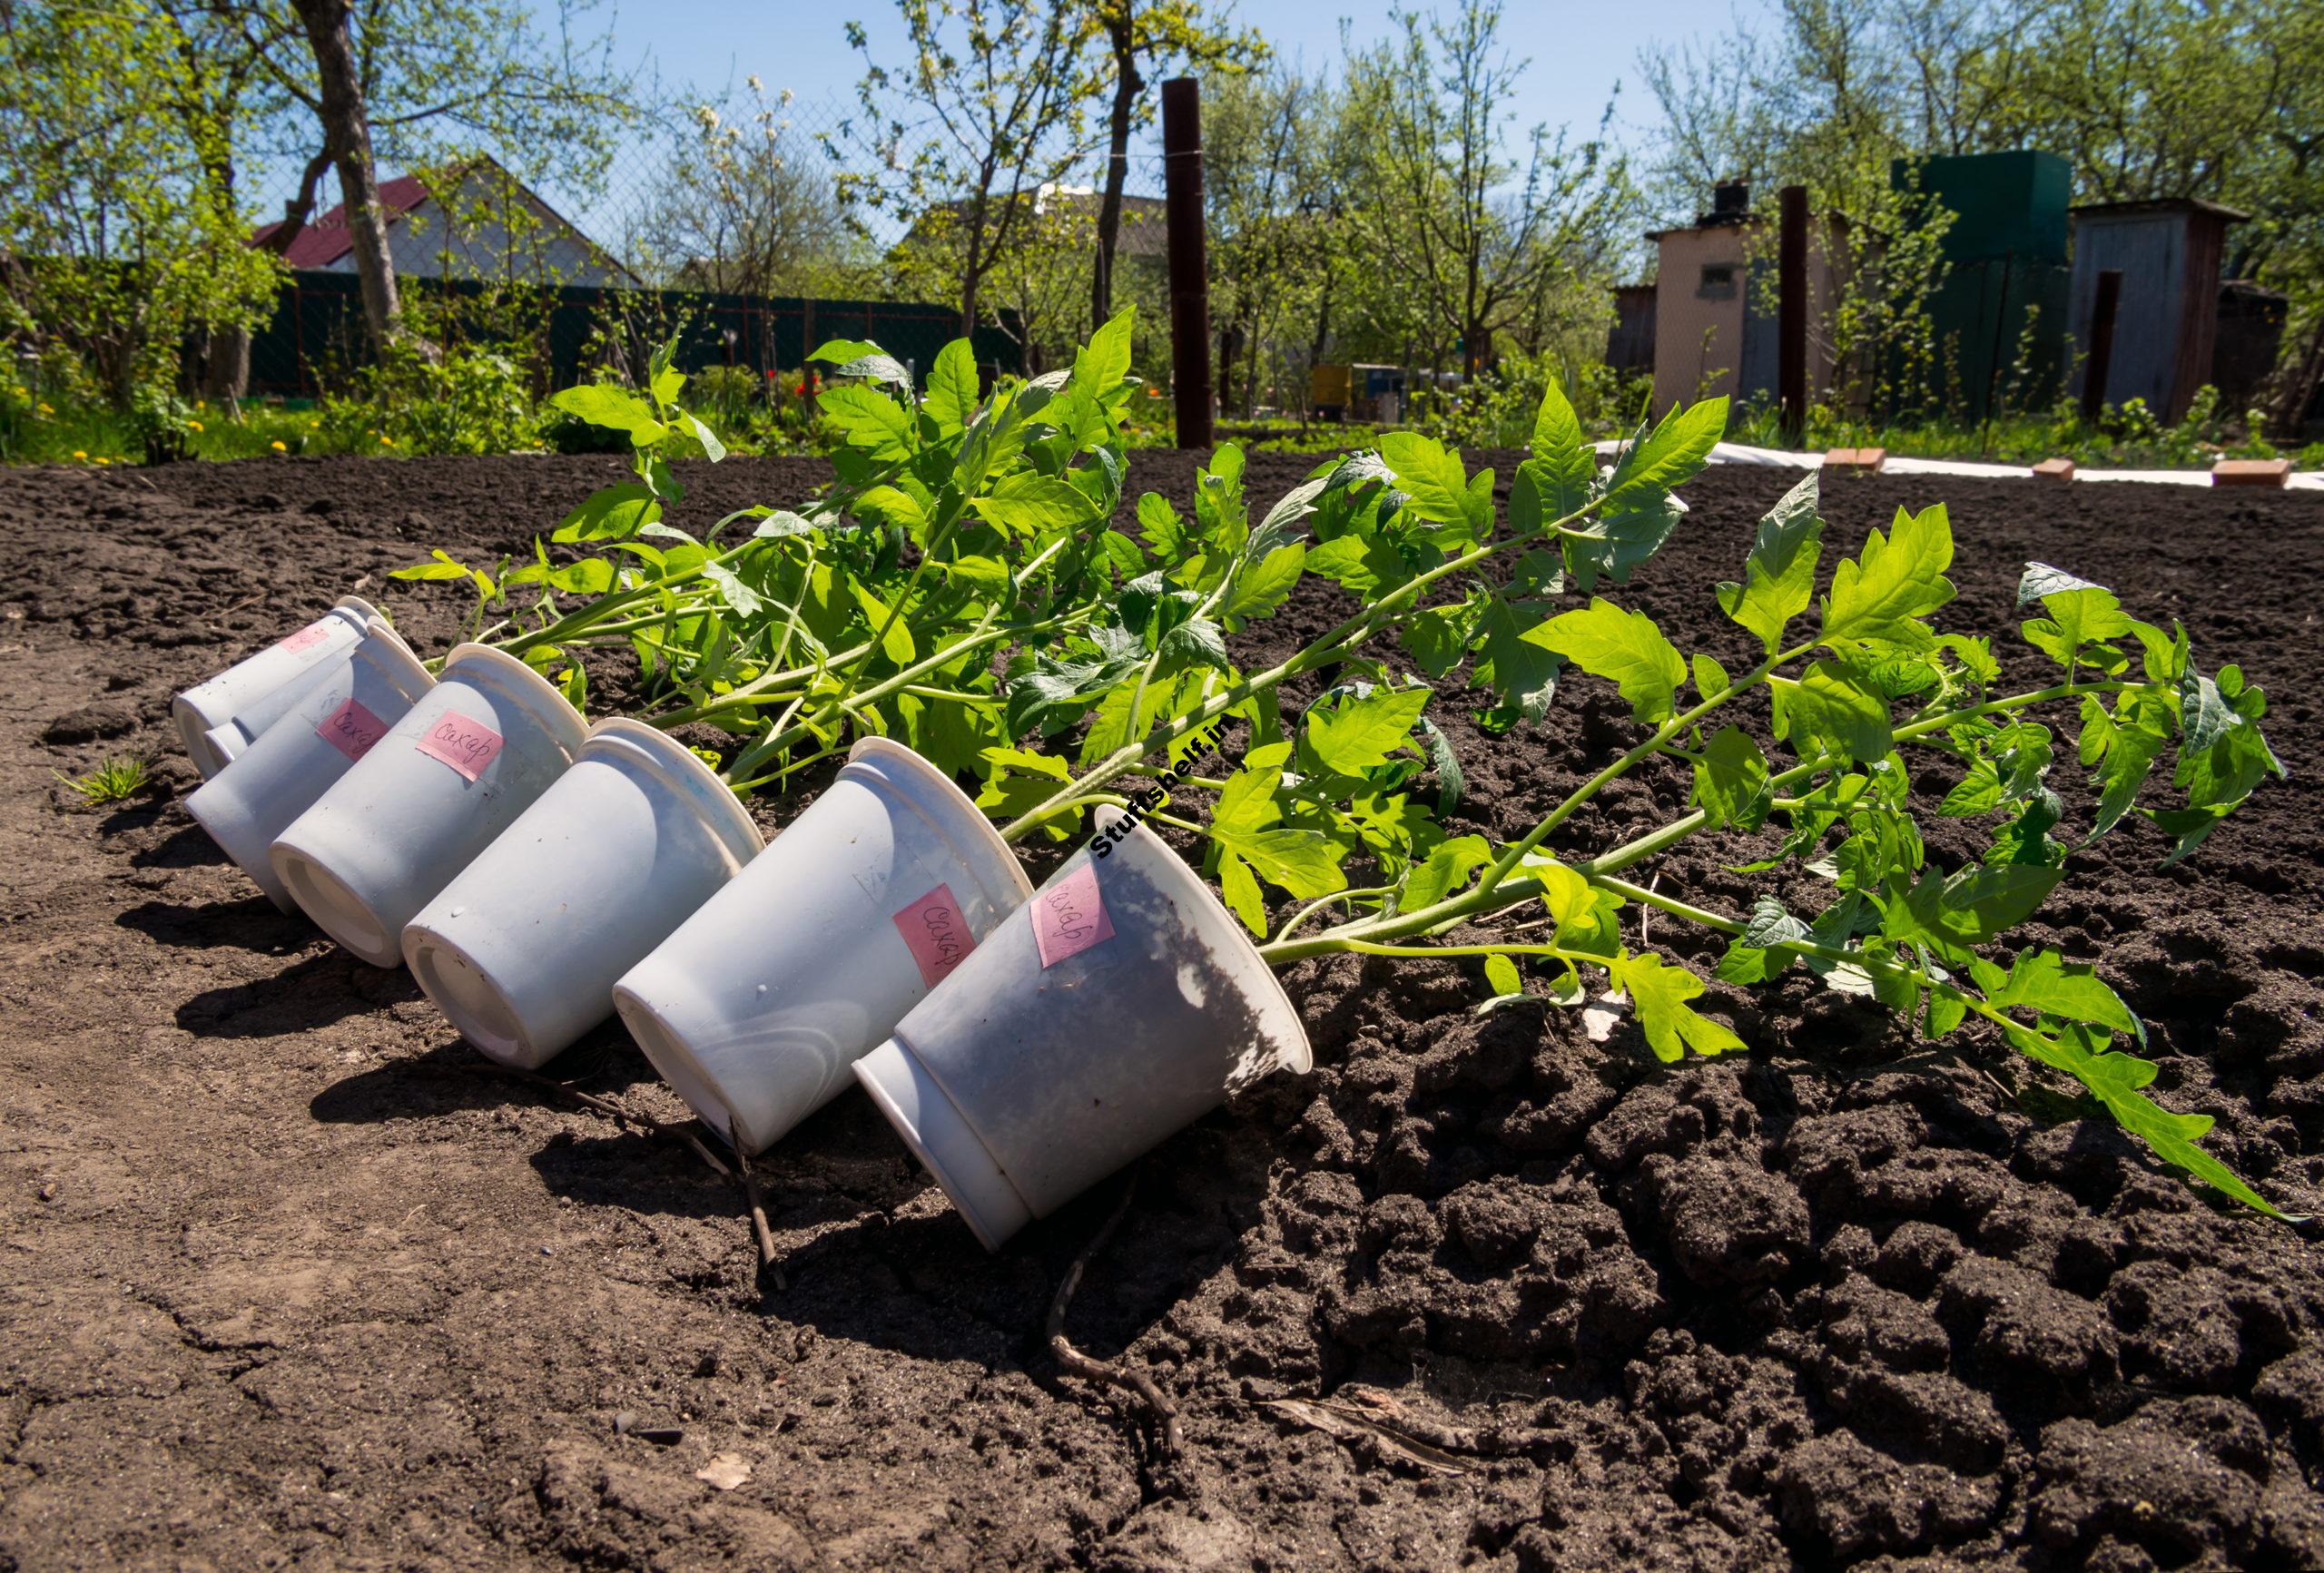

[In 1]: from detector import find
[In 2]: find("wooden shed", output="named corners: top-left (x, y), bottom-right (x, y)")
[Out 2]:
top-left (1645, 182), bottom-right (1852, 418)
top-left (2067, 199), bottom-right (2247, 423)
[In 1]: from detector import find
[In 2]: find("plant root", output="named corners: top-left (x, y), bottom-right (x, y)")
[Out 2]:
top-left (1048, 1170), bottom-right (1184, 1460)
top-left (736, 1146), bottom-right (788, 1291)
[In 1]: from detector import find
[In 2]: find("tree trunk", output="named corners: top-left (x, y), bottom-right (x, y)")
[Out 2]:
top-left (1091, 5), bottom-right (1142, 332)
top-left (202, 327), bottom-right (251, 402)
top-left (290, 0), bottom-right (402, 350)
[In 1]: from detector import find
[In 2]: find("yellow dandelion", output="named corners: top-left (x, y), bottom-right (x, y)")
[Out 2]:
top-left (94, 457), bottom-right (109, 466)
top-left (38, 402), bottom-right (54, 415)
top-left (72, 449), bottom-right (87, 459)
top-left (195, 399), bottom-right (207, 411)
top-left (271, 439), bottom-right (287, 453)
top-left (309, 418), bottom-right (320, 429)
top-left (187, 419), bottom-right (203, 433)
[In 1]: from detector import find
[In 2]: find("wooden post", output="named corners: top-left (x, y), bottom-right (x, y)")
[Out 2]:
top-left (1778, 184), bottom-right (1808, 446)
top-left (2082, 270), bottom-right (2122, 423)
top-left (1161, 77), bottom-right (1214, 451)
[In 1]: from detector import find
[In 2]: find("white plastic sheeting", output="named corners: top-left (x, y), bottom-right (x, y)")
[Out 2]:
top-left (1583, 439), bottom-right (2321, 490)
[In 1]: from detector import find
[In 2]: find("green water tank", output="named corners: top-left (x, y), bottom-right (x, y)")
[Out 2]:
top-left (1893, 150), bottom-right (2073, 264)
top-left (1887, 150), bottom-right (2073, 418)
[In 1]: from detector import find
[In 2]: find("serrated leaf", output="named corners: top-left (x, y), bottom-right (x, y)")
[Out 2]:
top-left (1717, 472), bottom-right (1825, 655)
top-left (1821, 504), bottom-right (1955, 645)
top-left (1716, 896), bottom-right (1808, 983)
top-left (552, 482), bottom-right (659, 544)
top-left (2000, 1019), bottom-right (2288, 1218)
top-left (1612, 952), bottom-right (1745, 1063)
top-left (1600, 397), bottom-right (1728, 515)
top-left (923, 339), bottom-right (980, 431)
top-left (1225, 544), bottom-right (1305, 626)
top-left (1376, 431), bottom-right (1474, 527)
top-left (1472, 596), bottom-right (1561, 726)
top-left (817, 384), bottom-right (914, 459)
top-left (1402, 834), bottom-right (1491, 912)
top-left (1978, 949), bottom-right (2142, 1044)
top-left (1533, 598), bottom-right (1686, 724)
top-left (1694, 725), bottom-right (1772, 831)
top-left (970, 471), bottom-right (1100, 535)
top-left (1692, 654), bottom-right (1729, 699)
top-left (1306, 533), bottom-right (1412, 596)
top-left (1770, 661), bottom-right (1894, 764)
top-left (1070, 307), bottom-right (1135, 400)
top-left (550, 384), bottom-right (667, 446)
top-left (1529, 379), bottom-right (1592, 517)
top-left (1306, 685), bottom-right (1432, 775)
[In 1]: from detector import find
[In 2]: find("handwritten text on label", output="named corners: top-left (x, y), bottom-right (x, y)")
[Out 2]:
top-left (316, 698), bottom-right (390, 762)
top-left (414, 710), bottom-right (503, 782)
top-left (892, 882), bottom-right (976, 989)
top-left (1032, 860), bottom-right (1115, 968)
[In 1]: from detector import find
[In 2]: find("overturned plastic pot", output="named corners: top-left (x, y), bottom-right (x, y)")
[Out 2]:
top-left (612, 736), bottom-right (1032, 1155)
top-left (183, 619), bottom-right (433, 913)
top-left (173, 595), bottom-right (381, 778)
top-left (855, 807), bottom-right (1311, 1252)
top-left (400, 719), bottom-right (764, 1070)
top-left (268, 644), bottom-right (587, 968)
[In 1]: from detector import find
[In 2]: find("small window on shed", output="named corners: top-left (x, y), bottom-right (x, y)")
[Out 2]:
top-left (1697, 264), bottom-right (1738, 300)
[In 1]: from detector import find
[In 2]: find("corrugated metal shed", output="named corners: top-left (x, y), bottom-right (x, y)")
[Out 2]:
top-left (2068, 199), bottom-right (2247, 423)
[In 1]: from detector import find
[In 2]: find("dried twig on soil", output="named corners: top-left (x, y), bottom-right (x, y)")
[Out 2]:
top-left (1048, 1170), bottom-right (1183, 1458)
top-left (736, 1146), bottom-right (788, 1291)
top-left (474, 1062), bottom-right (733, 1178)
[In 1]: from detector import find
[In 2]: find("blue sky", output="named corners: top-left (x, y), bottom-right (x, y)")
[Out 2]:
top-left (566, 0), bottom-right (1760, 190)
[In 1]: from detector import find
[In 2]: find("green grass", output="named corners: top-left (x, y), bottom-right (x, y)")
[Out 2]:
top-left (54, 755), bottom-right (151, 806)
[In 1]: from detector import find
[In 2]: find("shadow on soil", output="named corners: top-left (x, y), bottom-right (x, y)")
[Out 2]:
top-left (173, 947), bottom-right (418, 1037)
top-left (118, 893), bottom-right (315, 953)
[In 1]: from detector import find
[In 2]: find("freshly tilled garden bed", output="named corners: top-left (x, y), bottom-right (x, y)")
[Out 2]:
top-left (2, 452), bottom-right (2320, 1568)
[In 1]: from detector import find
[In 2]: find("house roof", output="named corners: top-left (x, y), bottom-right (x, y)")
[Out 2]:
top-left (2070, 197), bottom-right (2250, 223)
top-left (251, 174), bottom-right (430, 267)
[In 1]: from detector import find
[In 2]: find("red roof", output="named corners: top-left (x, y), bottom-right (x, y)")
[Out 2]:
top-left (251, 175), bottom-right (429, 267)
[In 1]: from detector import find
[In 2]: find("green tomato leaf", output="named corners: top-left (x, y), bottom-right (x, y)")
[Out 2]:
top-left (1531, 597), bottom-right (1686, 724)
top-left (1528, 378), bottom-right (1593, 517)
top-left (1306, 684), bottom-right (1432, 775)
top-left (1716, 471), bottom-right (1825, 655)
top-left (970, 471), bottom-right (1100, 536)
top-left (923, 339), bottom-right (981, 433)
top-left (1600, 397), bottom-right (1728, 516)
top-left (1973, 949), bottom-right (2142, 1045)
top-left (1377, 431), bottom-right (1474, 527)
top-left (1694, 724), bottom-right (1772, 831)
top-left (1820, 503), bottom-right (1955, 646)
top-left (550, 384), bottom-right (667, 446)
top-left (1612, 952), bottom-right (1745, 1063)
top-left (1484, 953), bottom-right (1523, 998)
top-left (1770, 660), bottom-right (1894, 764)
top-left (816, 384), bottom-right (914, 460)
top-left (1224, 544), bottom-right (1305, 627)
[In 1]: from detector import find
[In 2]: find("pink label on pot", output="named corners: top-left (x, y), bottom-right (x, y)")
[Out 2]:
top-left (892, 882), bottom-right (977, 990)
top-left (277, 622), bottom-right (333, 654)
top-left (315, 697), bottom-right (389, 762)
top-left (1033, 860), bottom-right (1114, 969)
top-left (414, 710), bottom-right (503, 782)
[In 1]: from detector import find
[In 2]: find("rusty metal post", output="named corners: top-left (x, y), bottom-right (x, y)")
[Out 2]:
top-left (2082, 269), bottom-right (2123, 423)
top-left (1778, 183), bottom-right (1808, 446)
top-left (1161, 76), bottom-right (1213, 450)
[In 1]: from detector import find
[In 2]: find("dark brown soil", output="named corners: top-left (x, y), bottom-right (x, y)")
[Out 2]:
top-left (2, 451), bottom-right (2321, 1570)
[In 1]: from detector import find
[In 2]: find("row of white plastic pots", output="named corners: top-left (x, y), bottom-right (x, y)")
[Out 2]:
top-left (172, 603), bottom-right (1312, 1251)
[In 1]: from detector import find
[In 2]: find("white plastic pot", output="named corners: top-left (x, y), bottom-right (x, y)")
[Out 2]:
top-left (267, 643), bottom-right (587, 968)
top-left (854, 807), bottom-right (1311, 1252)
top-left (173, 595), bottom-right (381, 778)
top-left (612, 735), bottom-right (1032, 1155)
top-left (399, 719), bottom-right (764, 1070)
top-left (183, 619), bottom-right (434, 912)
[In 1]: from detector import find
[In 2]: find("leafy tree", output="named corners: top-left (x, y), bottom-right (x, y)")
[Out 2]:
top-left (636, 79), bottom-right (861, 295)
top-left (0, 0), bottom-right (280, 408)
top-left (230, 0), bottom-right (639, 350)
top-left (833, 0), bottom-right (1104, 336)
top-left (1076, 0), bottom-right (1265, 331)
top-left (1344, 2), bottom-right (1631, 391)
